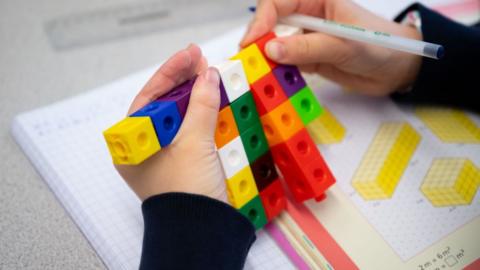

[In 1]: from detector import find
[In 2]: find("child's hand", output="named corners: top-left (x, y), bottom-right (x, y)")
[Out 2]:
top-left (116, 44), bottom-right (227, 202)
top-left (241, 0), bottom-right (422, 95)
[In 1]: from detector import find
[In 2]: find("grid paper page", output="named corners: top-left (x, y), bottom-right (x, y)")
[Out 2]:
top-left (11, 27), bottom-right (294, 270)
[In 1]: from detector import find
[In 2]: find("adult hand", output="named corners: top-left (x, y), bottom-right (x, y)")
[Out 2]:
top-left (241, 0), bottom-right (422, 95)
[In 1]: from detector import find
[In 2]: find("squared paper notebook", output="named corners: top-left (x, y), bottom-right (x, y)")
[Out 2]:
top-left (11, 27), bottom-right (294, 270)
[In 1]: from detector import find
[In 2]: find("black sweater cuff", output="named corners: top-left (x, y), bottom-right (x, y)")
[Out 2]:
top-left (140, 193), bottom-right (256, 270)
top-left (391, 3), bottom-right (480, 112)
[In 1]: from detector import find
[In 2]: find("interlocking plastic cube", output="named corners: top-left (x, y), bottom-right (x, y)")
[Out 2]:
top-left (230, 91), bottom-right (261, 133)
top-left (253, 31), bottom-right (277, 69)
top-left (103, 117), bottom-right (161, 164)
top-left (271, 129), bottom-right (335, 201)
top-left (260, 179), bottom-right (286, 221)
top-left (240, 122), bottom-right (269, 163)
top-left (157, 78), bottom-right (194, 117)
top-left (272, 65), bottom-right (306, 97)
top-left (260, 100), bottom-right (303, 146)
top-left (290, 86), bottom-right (324, 125)
top-left (214, 60), bottom-right (249, 102)
top-left (239, 196), bottom-right (268, 230)
top-left (250, 72), bottom-right (287, 115)
top-left (421, 158), bottom-right (480, 207)
top-left (231, 43), bottom-right (271, 84)
top-left (217, 136), bottom-right (249, 179)
top-left (215, 106), bottom-right (239, 149)
top-left (219, 82), bottom-right (230, 109)
top-left (131, 101), bottom-right (182, 147)
top-left (226, 166), bottom-right (259, 209)
top-left (250, 151), bottom-right (278, 191)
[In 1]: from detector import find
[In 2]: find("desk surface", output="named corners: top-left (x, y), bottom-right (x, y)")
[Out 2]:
top-left (0, 0), bottom-right (250, 268)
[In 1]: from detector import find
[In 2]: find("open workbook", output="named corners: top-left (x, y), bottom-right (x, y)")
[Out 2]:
top-left (12, 1), bottom-right (480, 269)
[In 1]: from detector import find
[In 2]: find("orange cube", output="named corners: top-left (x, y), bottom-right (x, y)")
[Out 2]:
top-left (260, 100), bottom-right (303, 146)
top-left (215, 106), bottom-right (239, 148)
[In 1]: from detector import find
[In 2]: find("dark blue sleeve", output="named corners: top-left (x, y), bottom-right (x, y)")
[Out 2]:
top-left (140, 193), bottom-right (256, 270)
top-left (391, 3), bottom-right (480, 112)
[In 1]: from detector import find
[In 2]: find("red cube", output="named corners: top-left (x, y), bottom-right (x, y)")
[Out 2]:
top-left (271, 129), bottom-right (336, 202)
top-left (254, 32), bottom-right (277, 69)
top-left (259, 179), bottom-right (286, 220)
top-left (251, 73), bottom-right (288, 115)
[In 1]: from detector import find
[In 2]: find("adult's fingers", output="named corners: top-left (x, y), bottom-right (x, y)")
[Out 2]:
top-left (265, 32), bottom-right (351, 66)
top-left (127, 44), bottom-right (204, 115)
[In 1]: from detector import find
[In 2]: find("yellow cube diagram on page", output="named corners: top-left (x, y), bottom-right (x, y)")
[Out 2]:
top-left (415, 107), bottom-right (480, 143)
top-left (421, 158), bottom-right (480, 207)
top-left (352, 122), bottom-right (421, 200)
top-left (306, 106), bottom-right (346, 144)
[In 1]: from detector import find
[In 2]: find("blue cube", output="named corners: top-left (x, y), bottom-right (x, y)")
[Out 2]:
top-left (131, 101), bottom-right (182, 147)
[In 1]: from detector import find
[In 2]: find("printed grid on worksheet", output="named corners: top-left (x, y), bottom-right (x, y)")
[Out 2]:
top-left (307, 77), bottom-right (480, 261)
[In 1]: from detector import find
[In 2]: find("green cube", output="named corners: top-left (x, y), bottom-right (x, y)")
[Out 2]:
top-left (290, 86), bottom-right (324, 125)
top-left (240, 123), bottom-right (269, 163)
top-left (239, 196), bottom-right (267, 230)
top-left (230, 92), bottom-right (260, 133)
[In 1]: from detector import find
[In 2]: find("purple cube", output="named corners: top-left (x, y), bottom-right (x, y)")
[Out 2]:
top-left (158, 78), bottom-right (195, 118)
top-left (219, 81), bottom-right (229, 109)
top-left (158, 76), bottom-right (229, 117)
top-left (272, 65), bottom-right (306, 97)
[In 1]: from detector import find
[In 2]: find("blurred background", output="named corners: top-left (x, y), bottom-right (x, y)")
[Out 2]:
top-left (0, 0), bottom-right (477, 269)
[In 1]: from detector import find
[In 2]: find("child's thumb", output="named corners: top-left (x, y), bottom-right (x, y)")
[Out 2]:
top-left (178, 67), bottom-right (221, 140)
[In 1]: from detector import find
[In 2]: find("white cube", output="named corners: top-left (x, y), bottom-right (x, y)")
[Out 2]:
top-left (217, 136), bottom-right (249, 179)
top-left (274, 24), bottom-right (303, 37)
top-left (214, 60), bottom-right (249, 103)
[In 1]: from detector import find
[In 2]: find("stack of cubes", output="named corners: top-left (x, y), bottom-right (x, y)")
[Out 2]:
top-left (214, 61), bottom-right (285, 230)
top-left (103, 78), bottom-right (194, 165)
top-left (232, 32), bottom-right (336, 203)
top-left (103, 31), bottom-right (336, 230)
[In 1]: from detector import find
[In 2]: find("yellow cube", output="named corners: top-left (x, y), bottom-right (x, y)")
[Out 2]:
top-left (225, 166), bottom-right (259, 209)
top-left (103, 117), bottom-right (161, 165)
top-left (231, 44), bottom-right (271, 84)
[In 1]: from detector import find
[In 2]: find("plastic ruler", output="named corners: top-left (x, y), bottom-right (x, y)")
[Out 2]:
top-left (44, 0), bottom-right (253, 50)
